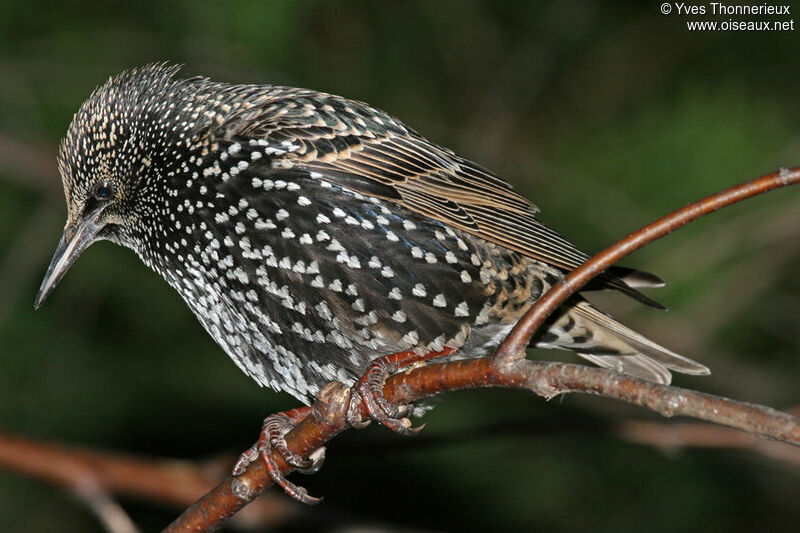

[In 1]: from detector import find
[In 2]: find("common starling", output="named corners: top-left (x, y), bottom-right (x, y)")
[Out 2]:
top-left (36, 64), bottom-right (709, 451)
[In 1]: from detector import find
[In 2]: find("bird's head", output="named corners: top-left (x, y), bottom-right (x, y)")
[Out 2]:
top-left (35, 64), bottom-right (192, 308)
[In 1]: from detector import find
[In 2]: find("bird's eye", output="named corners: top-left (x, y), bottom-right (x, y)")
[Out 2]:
top-left (93, 181), bottom-right (114, 201)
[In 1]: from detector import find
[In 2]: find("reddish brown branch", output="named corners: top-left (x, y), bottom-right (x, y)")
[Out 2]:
top-left (165, 382), bottom-right (350, 532)
top-left (386, 358), bottom-right (800, 444)
top-left (494, 167), bottom-right (800, 362)
top-left (168, 359), bottom-right (800, 532)
top-left (165, 168), bottom-right (800, 532)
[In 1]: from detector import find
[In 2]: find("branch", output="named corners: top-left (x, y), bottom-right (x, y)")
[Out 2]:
top-left (494, 166), bottom-right (800, 362)
top-left (72, 480), bottom-right (140, 533)
top-left (619, 416), bottom-right (800, 468)
top-left (0, 432), bottom-right (296, 530)
top-left (164, 167), bottom-right (800, 531)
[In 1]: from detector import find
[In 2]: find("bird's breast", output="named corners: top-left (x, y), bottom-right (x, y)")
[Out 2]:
top-left (135, 141), bottom-right (541, 400)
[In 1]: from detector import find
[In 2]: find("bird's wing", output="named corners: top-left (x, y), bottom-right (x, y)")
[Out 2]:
top-left (221, 90), bottom-right (662, 307)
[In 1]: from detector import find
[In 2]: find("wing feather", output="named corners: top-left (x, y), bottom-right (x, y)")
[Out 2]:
top-left (221, 91), bottom-right (661, 304)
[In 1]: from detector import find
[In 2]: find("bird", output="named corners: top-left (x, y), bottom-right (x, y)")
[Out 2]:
top-left (36, 64), bottom-right (709, 497)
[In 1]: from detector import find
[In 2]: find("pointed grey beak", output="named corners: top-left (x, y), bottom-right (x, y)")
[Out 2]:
top-left (35, 206), bottom-right (106, 309)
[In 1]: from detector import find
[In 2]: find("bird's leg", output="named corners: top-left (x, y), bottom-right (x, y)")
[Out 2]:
top-left (347, 347), bottom-right (455, 434)
top-left (232, 348), bottom-right (454, 503)
top-left (233, 406), bottom-right (325, 505)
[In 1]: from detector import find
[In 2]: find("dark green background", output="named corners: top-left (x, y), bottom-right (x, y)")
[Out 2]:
top-left (1, 1), bottom-right (799, 531)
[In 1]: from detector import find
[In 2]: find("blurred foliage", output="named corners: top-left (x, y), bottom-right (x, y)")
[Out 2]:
top-left (1, 1), bottom-right (800, 531)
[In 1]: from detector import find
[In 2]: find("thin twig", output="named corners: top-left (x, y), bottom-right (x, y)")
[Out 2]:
top-left (493, 167), bottom-right (800, 363)
top-left (619, 419), bottom-right (800, 468)
top-left (0, 432), bottom-right (296, 529)
top-left (164, 168), bottom-right (800, 532)
top-left (72, 479), bottom-right (141, 533)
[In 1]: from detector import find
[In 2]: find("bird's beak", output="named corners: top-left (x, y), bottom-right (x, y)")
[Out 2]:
top-left (34, 206), bottom-right (106, 309)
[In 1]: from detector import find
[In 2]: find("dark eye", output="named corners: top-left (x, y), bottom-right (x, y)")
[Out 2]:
top-left (93, 181), bottom-right (114, 201)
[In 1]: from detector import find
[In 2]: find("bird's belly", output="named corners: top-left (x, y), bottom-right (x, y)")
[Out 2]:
top-left (147, 174), bottom-right (539, 402)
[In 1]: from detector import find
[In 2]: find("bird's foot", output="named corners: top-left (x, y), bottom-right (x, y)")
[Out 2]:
top-left (346, 348), bottom-right (454, 434)
top-left (233, 407), bottom-right (325, 505)
top-left (347, 355), bottom-right (422, 435)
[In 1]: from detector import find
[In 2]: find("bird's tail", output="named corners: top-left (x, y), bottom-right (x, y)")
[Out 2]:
top-left (532, 299), bottom-right (709, 384)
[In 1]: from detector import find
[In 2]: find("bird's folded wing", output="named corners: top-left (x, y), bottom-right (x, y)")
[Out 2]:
top-left (223, 90), bottom-right (663, 307)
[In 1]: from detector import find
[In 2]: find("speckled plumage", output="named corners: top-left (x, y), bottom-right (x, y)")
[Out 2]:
top-left (41, 64), bottom-right (709, 404)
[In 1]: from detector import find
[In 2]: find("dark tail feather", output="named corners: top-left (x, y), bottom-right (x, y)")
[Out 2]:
top-left (584, 267), bottom-right (667, 310)
top-left (598, 273), bottom-right (667, 310)
top-left (607, 266), bottom-right (665, 288)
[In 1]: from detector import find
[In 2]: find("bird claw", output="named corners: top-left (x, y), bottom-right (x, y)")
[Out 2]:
top-left (232, 443), bottom-right (261, 476)
top-left (236, 350), bottom-right (451, 503)
top-left (232, 408), bottom-right (324, 504)
top-left (346, 358), bottom-right (424, 436)
top-left (264, 412), bottom-right (321, 471)
top-left (296, 447), bottom-right (326, 475)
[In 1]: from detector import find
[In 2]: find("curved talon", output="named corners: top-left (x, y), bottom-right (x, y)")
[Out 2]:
top-left (296, 447), bottom-right (326, 475)
top-left (232, 444), bottom-right (260, 476)
top-left (237, 349), bottom-right (454, 503)
top-left (346, 389), bottom-right (372, 429)
top-left (348, 361), bottom-right (423, 435)
top-left (258, 440), bottom-right (323, 505)
top-left (232, 408), bottom-right (322, 504)
top-left (264, 413), bottom-right (315, 470)
top-left (346, 348), bottom-right (456, 432)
